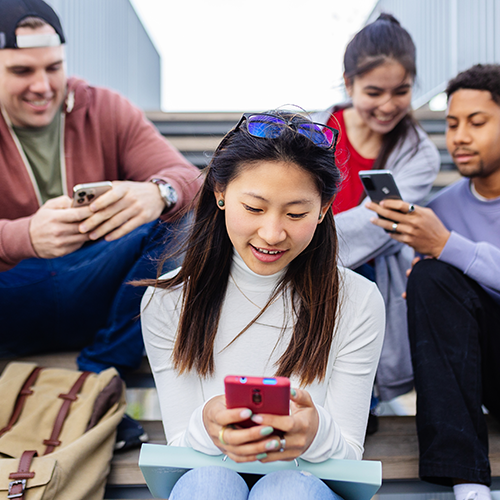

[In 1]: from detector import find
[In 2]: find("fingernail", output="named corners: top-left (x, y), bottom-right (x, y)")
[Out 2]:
top-left (265, 440), bottom-right (279, 450)
top-left (370, 217), bottom-right (376, 222)
top-left (260, 426), bottom-right (273, 436)
top-left (256, 453), bottom-right (267, 460)
top-left (240, 409), bottom-right (252, 419)
top-left (290, 388), bottom-right (297, 397)
top-left (89, 232), bottom-right (97, 240)
top-left (251, 415), bottom-right (263, 424)
top-left (79, 224), bottom-right (87, 233)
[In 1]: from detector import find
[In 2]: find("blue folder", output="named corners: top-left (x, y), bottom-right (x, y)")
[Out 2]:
top-left (139, 443), bottom-right (381, 500)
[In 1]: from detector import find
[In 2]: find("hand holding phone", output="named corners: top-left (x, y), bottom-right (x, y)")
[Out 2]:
top-left (359, 170), bottom-right (402, 203)
top-left (224, 375), bottom-right (290, 428)
top-left (359, 170), bottom-right (402, 230)
top-left (72, 181), bottom-right (113, 208)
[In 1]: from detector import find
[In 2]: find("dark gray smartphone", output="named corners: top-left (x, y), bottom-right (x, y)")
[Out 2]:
top-left (359, 170), bottom-right (402, 203)
top-left (359, 170), bottom-right (402, 229)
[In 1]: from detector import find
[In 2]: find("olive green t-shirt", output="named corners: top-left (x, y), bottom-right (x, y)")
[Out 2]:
top-left (13, 113), bottom-right (63, 204)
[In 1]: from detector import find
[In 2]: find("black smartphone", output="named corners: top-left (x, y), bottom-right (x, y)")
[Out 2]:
top-left (359, 170), bottom-right (402, 230)
top-left (358, 170), bottom-right (402, 203)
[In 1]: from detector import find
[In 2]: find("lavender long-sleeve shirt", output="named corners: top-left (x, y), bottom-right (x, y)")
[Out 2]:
top-left (428, 178), bottom-right (500, 302)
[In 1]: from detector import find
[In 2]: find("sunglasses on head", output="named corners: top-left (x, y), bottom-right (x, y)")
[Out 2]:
top-left (235, 113), bottom-right (339, 150)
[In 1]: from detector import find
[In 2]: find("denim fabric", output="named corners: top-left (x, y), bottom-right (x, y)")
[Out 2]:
top-left (407, 259), bottom-right (500, 487)
top-left (0, 219), bottom-right (181, 374)
top-left (353, 262), bottom-right (376, 282)
top-left (170, 467), bottom-right (249, 500)
top-left (169, 466), bottom-right (344, 500)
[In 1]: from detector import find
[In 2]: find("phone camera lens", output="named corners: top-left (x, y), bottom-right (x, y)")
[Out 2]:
top-left (87, 194), bottom-right (95, 201)
top-left (362, 178), bottom-right (375, 191)
top-left (77, 198), bottom-right (84, 204)
top-left (79, 191), bottom-right (86, 197)
top-left (252, 389), bottom-right (262, 404)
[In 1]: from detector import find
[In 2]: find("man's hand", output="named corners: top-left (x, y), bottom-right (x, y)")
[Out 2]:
top-left (29, 196), bottom-right (92, 259)
top-left (78, 180), bottom-right (166, 241)
top-left (366, 199), bottom-right (451, 258)
top-left (401, 256), bottom-right (421, 299)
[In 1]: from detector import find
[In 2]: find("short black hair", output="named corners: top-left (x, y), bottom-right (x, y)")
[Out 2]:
top-left (446, 64), bottom-right (500, 105)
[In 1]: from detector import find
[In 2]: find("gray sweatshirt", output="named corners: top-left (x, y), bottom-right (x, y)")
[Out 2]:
top-left (314, 106), bottom-right (441, 400)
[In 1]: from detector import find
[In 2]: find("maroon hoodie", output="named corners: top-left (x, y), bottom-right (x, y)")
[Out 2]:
top-left (0, 78), bottom-right (201, 271)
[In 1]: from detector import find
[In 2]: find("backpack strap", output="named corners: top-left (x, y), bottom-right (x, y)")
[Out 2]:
top-left (8, 449), bottom-right (37, 499)
top-left (0, 366), bottom-right (43, 437)
top-left (43, 371), bottom-right (91, 455)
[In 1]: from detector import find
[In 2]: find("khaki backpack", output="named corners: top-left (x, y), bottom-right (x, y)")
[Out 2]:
top-left (0, 362), bottom-right (126, 500)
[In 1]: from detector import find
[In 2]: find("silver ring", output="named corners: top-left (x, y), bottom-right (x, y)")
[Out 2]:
top-left (408, 204), bottom-right (415, 214)
top-left (391, 222), bottom-right (398, 232)
top-left (279, 438), bottom-right (286, 453)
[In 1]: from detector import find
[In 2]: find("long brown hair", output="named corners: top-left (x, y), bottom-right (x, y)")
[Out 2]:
top-left (343, 13), bottom-right (421, 171)
top-left (149, 111), bottom-right (342, 385)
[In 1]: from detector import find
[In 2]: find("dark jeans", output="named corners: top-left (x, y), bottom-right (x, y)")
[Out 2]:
top-left (0, 219), bottom-right (181, 375)
top-left (407, 259), bottom-right (500, 487)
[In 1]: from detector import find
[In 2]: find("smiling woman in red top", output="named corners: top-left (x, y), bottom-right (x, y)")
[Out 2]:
top-left (314, 13), bottom-right (440, 414)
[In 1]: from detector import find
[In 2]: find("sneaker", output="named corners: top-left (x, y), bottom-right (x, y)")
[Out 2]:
top-left (115, 414), bottom-right (149, 452)
top-left (465, 493), bottom-right (479, 500)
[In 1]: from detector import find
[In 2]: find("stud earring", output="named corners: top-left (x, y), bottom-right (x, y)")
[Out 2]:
top-left (318, 213), bottom-right (323, 220)
top-left (218, 199), bottom-right (225, 208)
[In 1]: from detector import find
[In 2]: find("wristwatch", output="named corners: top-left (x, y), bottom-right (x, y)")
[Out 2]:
top-left (150, 178), bottom-right (178, 212)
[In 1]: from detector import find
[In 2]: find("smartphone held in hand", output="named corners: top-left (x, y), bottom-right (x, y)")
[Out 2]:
top-left (359, 170), bottom-right (402, 203)
top-left (224, 375), bottom-right (290, 428)
top-left (359, 170), bottom-right (403, 230)
top-left (72, 181), bottom-right (113, 207)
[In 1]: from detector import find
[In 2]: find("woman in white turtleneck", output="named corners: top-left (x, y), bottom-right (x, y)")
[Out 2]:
top-left (140, 111), bottom-right (385, 500)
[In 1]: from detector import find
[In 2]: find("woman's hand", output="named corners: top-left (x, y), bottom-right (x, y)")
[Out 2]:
top-left (202, 389), bottom-right (319, 463)
top-left (253, 388), bottom-right (319, 463)
top-left (203, 395), bottom-right (280, 463)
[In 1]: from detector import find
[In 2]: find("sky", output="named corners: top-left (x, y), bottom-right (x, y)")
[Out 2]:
top-left (129, 0), bottom-right (377, 112)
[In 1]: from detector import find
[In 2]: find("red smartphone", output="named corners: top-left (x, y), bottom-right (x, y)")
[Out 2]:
top-left (224, 375), bottom-right (290, 428)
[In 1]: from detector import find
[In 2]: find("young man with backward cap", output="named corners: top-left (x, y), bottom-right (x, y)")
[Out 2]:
top-left (0, 0), bottom-right (202, 449)
top-left (367, 64), bottom-right (500, 500)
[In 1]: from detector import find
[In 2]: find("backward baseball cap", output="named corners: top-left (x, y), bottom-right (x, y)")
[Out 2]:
top-left (0, 0), bottom-right (65, 49)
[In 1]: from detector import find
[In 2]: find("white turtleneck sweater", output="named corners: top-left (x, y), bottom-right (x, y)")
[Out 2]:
top-left (141, 251), bottom-right (385, 462)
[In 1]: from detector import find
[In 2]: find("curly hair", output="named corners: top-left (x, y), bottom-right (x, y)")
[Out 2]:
top-left (446, 64), bottom-right (500, 104)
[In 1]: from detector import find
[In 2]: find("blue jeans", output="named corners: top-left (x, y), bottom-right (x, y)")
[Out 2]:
top-left (169, 466), bottom-right (344, 500)
top-left (0, 219), bottom-right (180, 374)
top-left (407, 259), bottom-right (500, 487)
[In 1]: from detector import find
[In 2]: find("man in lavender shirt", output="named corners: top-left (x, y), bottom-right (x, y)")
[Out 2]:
top-left (366, 64), bottom-right (500, 500)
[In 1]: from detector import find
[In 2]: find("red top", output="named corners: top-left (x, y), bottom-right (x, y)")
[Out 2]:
top-left (327, 109), bottom-right (375, 214)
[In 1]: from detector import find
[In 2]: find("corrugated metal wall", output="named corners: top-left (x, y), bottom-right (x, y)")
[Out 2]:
top-left (368, 0), bottom-right (500, 108)
top-left (45, 0), bottom-right (161, 110)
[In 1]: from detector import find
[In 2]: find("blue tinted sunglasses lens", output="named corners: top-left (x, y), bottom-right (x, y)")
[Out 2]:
top-left (245, 114), bottom-right (336, 148)
top-left (247, 115), bottom-right (286, 139)
top-left (296, 123), bottom-right (332, 147)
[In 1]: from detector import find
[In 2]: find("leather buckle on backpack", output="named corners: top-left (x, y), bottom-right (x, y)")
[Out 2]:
top-left (7, 479), bottom-right (26, 499)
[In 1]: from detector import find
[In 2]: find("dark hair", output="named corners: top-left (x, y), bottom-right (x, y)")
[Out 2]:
top-left (150, 111), bottom-right (342, 385)
top-left (343, 13), bottom-right (420, 171)
top-left (446, 64), bottom-right (500, 105)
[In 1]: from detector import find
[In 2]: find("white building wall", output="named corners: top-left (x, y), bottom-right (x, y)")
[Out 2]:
top-left (45, 0), bottom-right (161, 110)
top-left (369, 0), bottom-right (500, 108)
